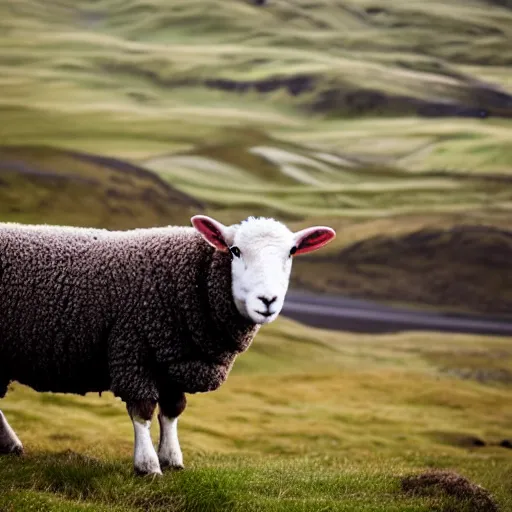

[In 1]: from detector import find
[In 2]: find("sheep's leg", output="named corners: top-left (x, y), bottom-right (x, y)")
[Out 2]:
top-left (158, 391), bottom-right (186, 470)
top-left (127, 400), bottom-right (161, 476)
top-left (0, 410), bottom-right (23, 456)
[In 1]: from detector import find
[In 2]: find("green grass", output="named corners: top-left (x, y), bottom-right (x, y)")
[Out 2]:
top-left (2, 318), bottom-right (512, 511)
top-left (0, 455), bottom-right (438, 512)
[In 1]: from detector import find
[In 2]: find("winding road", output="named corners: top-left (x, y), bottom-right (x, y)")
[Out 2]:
top-left (282, 291), bottom-right (512, 337)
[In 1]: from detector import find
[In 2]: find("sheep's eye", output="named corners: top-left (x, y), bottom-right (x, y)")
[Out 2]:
top-left (230, 246), bottom-right (241, 258)
top-left (289, 246), bottom-right (297, 256)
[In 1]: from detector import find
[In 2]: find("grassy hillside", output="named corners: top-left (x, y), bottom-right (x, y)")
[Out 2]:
top-left (0, 0), bottom-right (511, 312)
top-left (291, 224), bottom-right (512, 314)
top-left (1, 0), bottom-right (511, 157)
top-left (2, 317), bottom-right (512, 511)
top-left (0, 146), bottom-right (202, 228)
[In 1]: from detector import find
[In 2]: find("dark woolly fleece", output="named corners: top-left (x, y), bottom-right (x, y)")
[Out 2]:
top-left (0, 224), bottom-right (258, 402)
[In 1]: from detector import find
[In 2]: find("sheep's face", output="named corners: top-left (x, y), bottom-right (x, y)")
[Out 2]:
top-left (192, 215), bottom-right (336, 325)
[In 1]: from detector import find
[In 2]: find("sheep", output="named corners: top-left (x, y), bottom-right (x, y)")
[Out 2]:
top-left (0, 215), bottom-right (336, 475)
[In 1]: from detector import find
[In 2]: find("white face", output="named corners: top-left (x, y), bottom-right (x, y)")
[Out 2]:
top-left (191, 215), bottom-right (336, 325)
top-left (229, 219), bottom-right (295, 324)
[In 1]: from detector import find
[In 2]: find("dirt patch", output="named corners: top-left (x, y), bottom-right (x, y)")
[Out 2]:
top-left (401, 470), bottom-right (498, 512)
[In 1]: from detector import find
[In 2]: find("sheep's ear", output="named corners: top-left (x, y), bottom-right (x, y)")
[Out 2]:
top-left (292, 226), bottom-right (336, 256)
top-left (191, 215), bottom-right (233, 252)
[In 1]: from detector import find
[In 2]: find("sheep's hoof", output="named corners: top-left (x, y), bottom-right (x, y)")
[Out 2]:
top-left (0, 443), bottom-right (23, 456)
top-left (134, 458), bottom-right (163, 477)
top-left (159, 452), bottom-right (184, 471)
top-left (160, 460), bottom-right (184, 471)
top-left (12, 444), bottom-right (24, 456)
top-left (134, 466), bottom-right (163, 477)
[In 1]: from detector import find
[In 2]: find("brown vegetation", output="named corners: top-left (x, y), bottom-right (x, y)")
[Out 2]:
top-left (401, 470), bottom-right (499, 512)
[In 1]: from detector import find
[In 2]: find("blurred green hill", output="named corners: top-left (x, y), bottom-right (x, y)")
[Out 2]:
top-left (0, 0), bottom-right (511, 313)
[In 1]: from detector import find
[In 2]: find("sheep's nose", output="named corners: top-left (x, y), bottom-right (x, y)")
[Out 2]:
top-left (258, 295), bottom-right (277, 308)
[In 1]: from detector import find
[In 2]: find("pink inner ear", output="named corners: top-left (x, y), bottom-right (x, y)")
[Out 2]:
top-left (295, 228), bottom-right (335, 255)
top-left (192, 217), bottom-right (229, 251)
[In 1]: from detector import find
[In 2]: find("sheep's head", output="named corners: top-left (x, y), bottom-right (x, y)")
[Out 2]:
top-left (191, 215), bottom-right (336, 325)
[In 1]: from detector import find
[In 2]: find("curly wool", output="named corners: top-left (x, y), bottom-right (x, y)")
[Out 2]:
top-left (0, 223), bottom-right (258, 402)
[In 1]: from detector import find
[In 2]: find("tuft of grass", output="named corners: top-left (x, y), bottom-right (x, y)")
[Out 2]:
top-left (401, 470), bottom-right (499, 512)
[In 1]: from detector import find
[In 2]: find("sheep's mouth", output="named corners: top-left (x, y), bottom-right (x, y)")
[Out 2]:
top-left (256, 310), bottom-right (273, 318)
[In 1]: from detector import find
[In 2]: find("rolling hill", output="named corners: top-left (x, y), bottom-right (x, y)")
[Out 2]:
top-left (0, 146), bottom-right (202, 229)
top-left (0, 0), bottom-right (511, 313)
